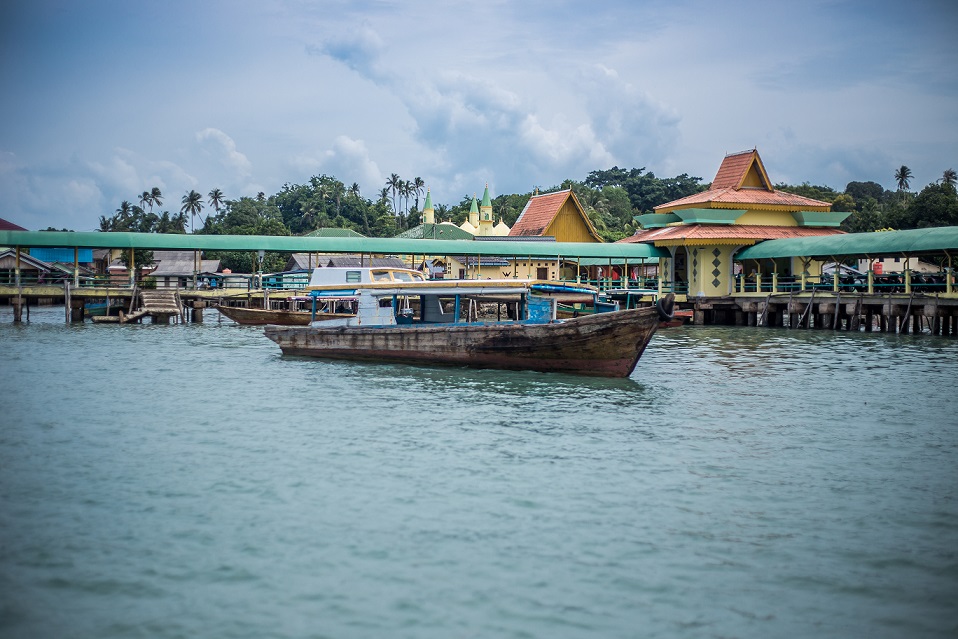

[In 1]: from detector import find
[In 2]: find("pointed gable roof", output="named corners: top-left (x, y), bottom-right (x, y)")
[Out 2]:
top-left (654, 148), bottom-right (830, 213)
top-left (711, 149), bottom-right (772, 190)
top-left (509, 189), bottom-right (602, 240)
top-left (0, 217), bottom-right (28, 231)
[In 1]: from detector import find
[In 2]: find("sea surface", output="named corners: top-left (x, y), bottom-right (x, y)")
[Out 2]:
top-left (1, 306), bottom-right (956, 639)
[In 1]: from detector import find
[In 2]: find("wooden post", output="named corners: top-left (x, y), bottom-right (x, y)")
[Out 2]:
top-left (867, 263), bottom-right (874, 294)
top-left (64, 281), bottom-right (71, 324)
top-left (74, 247), bottom-right (80, 288)
top-left (15, 245), bottom-right (21, 287)
top-left (70, 297), bottom-right (85, 322)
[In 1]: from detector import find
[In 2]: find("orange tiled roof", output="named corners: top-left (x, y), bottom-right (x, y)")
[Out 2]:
top-left (655, 148), bottom-right (830, 212)
top-left (618, 224), bottom-right (844, 244)
top-left (711, 150), bottom-right (761, 189)
top-left (509, 190), bottom-right (600, 240)
top-left (657, 187), bottom-right (831, 210)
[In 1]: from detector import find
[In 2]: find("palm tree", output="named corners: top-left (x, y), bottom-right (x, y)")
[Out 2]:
top-left (348, 182), bottom-right (361, 200)
top-left (942, 168), bottom-right (957, 188)
top-left (208, 188), bottom-right (224, 217)
top-left (150, 187), bottom-right (163, 212)
top-left (378, 187), bottom-right (390, 205)
top-left (116, 200), bottom-right (133, 224)
top-left (386, 173), bottom-right (402, 215)
top-left (412, 177), bottom-right (425, 210)
top-left (181, 189), bottom-right (204, 233)
top-left (894, 165), bottom-right (913, 192)
top-left (331, 181), bottom-right (344, 216)
top-left (139, 191), bottom-right (152, 213)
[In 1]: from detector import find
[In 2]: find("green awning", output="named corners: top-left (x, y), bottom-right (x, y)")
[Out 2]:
top-left (0, 230), bottom-right (670, 260)
top-left (736, 226), bottom-right (958, 260)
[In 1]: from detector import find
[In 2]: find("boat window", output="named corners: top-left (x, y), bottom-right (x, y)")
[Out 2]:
top-left (345, 270), bottom-right (362, 283)
top-left (392, 271), bottom-right (416, 282)
top-left (371, 270), bottom-right (391, 282)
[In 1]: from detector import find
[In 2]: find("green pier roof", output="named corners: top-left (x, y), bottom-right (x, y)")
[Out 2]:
top-left (736, 226), bottom-right (958, 260)
top-left (0, 230), bottom-right (670, 260)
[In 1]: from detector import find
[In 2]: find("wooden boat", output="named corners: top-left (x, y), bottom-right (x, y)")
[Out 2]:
top-left (217, 293), bottom-right (357, 326)
top-left (264, 281), bottom-right (659, 378)
top-left (216, 305), bottom-right (315, 325)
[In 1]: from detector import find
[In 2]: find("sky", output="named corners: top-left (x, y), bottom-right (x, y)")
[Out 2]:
top-left (1, 0), bottom-right (956, 232)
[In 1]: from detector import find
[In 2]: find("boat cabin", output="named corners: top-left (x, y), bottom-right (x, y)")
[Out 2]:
top-left (307, 281), bottom-right (600, 328)
top-left (308, 266), bottom-right (426, 287)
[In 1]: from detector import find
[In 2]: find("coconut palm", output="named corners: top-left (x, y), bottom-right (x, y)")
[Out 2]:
top-left (894, 165), bottom-right (913, 192)
top-left (139, 191), bottom-right (152, 212)
top-left (378, 187), bottom-right (390, 205)
top-left (181, 189), bottom-right (204, 233)
top-left (348, 182), bottom-right (361, 199)
top-left (386, 173), bottom-right (402, 215)
top-left (942, 168), bottom-right (957, 188)
top-left (150, 187), bottom-right (163, 211)
top-left (116, 200), bottom-right (133, 219)
top-left (208, 188), bottom-right (224, 217)
top-left (412, 177), bottom-right (425, 210)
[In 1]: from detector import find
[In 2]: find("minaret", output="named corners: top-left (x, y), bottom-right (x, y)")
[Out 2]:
top-left (468, 193), bottom-right (479, 228)
top-left (423, 189), bottom-right (435, 225)
top-left (478, 183), bottom-right (493, 236)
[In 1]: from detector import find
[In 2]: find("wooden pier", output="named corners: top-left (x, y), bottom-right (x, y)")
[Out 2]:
top-left (688, 292), bottom-right (958, 335)
top-left (0, 284), bottom-right (277, 324)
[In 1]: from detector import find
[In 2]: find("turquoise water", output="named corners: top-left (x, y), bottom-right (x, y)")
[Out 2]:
top-left (1, 306), bottom-right (956, 638)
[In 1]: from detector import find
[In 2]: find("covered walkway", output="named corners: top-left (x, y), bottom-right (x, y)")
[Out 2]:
top-left (734, 226), bottom-right (958, 296)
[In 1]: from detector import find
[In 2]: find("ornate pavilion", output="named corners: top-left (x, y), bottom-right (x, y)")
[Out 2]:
top-left (620, 149), bottom-right (849, 297)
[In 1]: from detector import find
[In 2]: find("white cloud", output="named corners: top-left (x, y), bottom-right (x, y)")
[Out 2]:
top-left (195, 128), bottom-right (253, 178)
top-left (290, 136), bottom-right (384, 189)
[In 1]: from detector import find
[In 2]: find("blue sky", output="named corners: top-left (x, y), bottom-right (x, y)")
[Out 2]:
top-left (1, 0), bottom-right (956, 231)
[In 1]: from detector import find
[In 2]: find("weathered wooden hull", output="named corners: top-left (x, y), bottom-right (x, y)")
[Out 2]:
top-left (217, 305), bottom-right (344, 326)
top-left (264, 307), bottom-right (659, 377)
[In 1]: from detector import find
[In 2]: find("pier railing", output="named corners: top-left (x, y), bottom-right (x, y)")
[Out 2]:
top-left (734, 271), bottom-right (954, 296)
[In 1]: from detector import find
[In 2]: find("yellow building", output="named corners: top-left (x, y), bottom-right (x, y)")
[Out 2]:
top-left (409, 186), bottom-right (603, 280)
top-left (621, 149), bottom-right (848, 296)
top-left (509, 189), bottom-right (602, 243)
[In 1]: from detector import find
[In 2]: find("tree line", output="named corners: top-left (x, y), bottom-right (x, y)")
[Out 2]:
top-left (777, 166), bottom-right (958, 233)
top-left (97, 164), bottom-right (958, 271)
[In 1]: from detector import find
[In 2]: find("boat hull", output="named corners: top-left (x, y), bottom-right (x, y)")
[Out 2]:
top-left (264, 307), bottom-right (659, 378)
top-left (217, 305), bottom-right (345, 326)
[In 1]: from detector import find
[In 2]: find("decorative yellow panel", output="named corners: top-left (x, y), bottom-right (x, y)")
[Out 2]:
top-left (736, 210), bottom-right (798, 226)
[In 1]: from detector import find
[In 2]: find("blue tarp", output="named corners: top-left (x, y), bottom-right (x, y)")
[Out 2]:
top-left (29, 247), bottom-right (94, 263)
